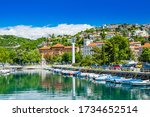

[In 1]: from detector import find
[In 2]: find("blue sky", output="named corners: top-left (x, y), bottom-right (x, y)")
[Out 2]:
top-left (0, 0), bottom-right (150, 27)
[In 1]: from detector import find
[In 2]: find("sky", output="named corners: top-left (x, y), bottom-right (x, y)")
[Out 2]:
top-left (0, 0), bottom-right (149, 39)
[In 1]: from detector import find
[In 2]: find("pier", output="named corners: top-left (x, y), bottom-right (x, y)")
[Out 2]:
top-left (52, 65), bottom-right (150, 80)
top-left (3, 65), bottom-right (23, 70)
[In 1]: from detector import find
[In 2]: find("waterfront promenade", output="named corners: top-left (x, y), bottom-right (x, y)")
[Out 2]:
top-left (52, 65), bottom-right (150, 80)
top-left (1, 64), bottom-right (150, 80)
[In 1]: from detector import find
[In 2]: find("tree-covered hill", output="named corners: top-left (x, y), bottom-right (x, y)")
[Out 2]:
top-left (0, 35), bottom-right (47, 65)
top-left (0, 35), bottom-right (30, 46)
top-left (0, 35), bottom-right (46, 48)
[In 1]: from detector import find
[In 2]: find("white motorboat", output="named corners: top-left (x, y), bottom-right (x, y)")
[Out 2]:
top-left (94, 74), bottom-right (111, 81)
top-left (61, 70), bottom-right (80, 76)
top-left (106, 76), bottom-right (121, 83)
top-left (53, 69), bottom-right (62, 74)
top-left (88, 73), bottom-right (99, 79)
top-left (122, 79), bottom-right (142, 85)
top-left (131, 80), bottom-right (150, 86)
top-left (0, 69), bottom-right (10, 74)
top-left (114, 77), bottom-right (127, 84)
top-left (79, 72), bottom-right (89, 78)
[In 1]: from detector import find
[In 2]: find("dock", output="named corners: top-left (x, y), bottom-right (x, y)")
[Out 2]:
top-left (52, 65), bottom-right (150, 80)
top-left (3, 65), bottom-right (23, 70)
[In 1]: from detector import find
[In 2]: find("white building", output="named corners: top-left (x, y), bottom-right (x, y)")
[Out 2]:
top-left (83, 39), bottom-right (104, 57)
top-left (134, 30), bottom-right (149, 37)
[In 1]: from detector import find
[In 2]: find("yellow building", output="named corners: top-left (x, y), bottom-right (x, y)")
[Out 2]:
top-left (39, 43), bottom-right (79, 58)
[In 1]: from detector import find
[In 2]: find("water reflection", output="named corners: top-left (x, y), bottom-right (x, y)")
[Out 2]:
top-left (0, 70), bottom-right (150, 100)
top-left (72, 77), bottom-right (76, 100)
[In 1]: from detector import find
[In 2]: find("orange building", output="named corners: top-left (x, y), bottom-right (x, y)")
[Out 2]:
top-left (39, 43), bottom-right (79, 58)
top-left (142, 43), bottom-right (150, 48)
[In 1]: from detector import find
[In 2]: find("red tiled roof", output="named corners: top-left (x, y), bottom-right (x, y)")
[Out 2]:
top-left (88, 43), bottom-right (97, 47)
top-left (39, 46), bottom-right (50, 50)
top-left (64, 46), bottom-right (78, 49)
top-left (130, 42), bottom-right (141, 44)
top-left (52, 43), bottom-right (64, 48)
top-left (142, 43), bottom-right (150, 48)
top-left (88, 42), bottom-right (104, 47)
top-left (94, 42), bottom-right (105, 44)
top-left (64, 46), bottom-right (72, 48)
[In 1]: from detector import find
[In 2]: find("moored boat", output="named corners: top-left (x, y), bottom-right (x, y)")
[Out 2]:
top-left (61, 70), bottom-right (80, 76)
top-left (53, 69), bottom-right (62, 74)
top-left (114, 77), bottom-right (128, 84)
top-left (122, 79), bottom-right (142, 85)
top-left (79, 72), bottom-right (89, 78)
top-left (93, 74), bottom-right (111, 81)
top-left (106, 76), bottom-right (121, 83)
top-left (130, 80), bottom-right (150, 86)
top-left (88, 73), bottom-right (99, 79)
top-left (0, 69), bottom-right (10, 74)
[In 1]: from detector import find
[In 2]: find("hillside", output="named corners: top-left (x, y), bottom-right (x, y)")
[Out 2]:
top-left (0, 24), bottom-right (150, 48)
top-left (0, 35), bottom-right (46, 48)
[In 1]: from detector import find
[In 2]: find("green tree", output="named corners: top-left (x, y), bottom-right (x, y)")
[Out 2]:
top-left (80, 55), bottom-right (94, 66)
top-left (105, 35), bottom-right (131, 64)
top-left (9, 49), bottom-right (41, 65)
top-left (26, 49), bottom-right (41, 64)
top-left (7, 49), bottom-right (17, 64)
top-left (100, 29), bottom-right (107, 40)
top-left (139, 48), bottom-right (150, 63)
top-left (134, 36), bottom-right (147, 45)
top-left (0, 47), bottom-right (9, 63)
top-left (62, 52), bottom-right (72, 63)
top-left (75, 52), bottom-right (82, 63)
top-left (53, 55), bottom-right (62, 63)
top-left (92, 46), bottom-right (108, 65)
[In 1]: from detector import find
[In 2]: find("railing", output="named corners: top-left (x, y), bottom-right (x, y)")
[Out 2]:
top-left (53, 65), bottom-right (150, 73)
top-left (140, 68), bottom-right (150, 72)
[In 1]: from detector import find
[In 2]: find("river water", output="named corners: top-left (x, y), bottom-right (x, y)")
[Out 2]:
top-left (0, 70), bottom-right (150, 100)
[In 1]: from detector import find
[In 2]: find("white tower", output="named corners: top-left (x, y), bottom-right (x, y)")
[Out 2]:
top-left (72, 37), bottom-right (76, 64)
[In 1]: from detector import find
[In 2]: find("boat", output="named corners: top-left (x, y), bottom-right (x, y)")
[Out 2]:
top-left (61, 70), bottom-right (70, 75)
top-left (79, 73), bottom-right (89, 78)
top-left (88, 73), bottom-right (99, 79)
top-left (106, 76), bottom-right (121, 83)
top-left (0, 69), bottom-right (10, 74)
top-left (46, 67), bottom-right (54, 71)
top-left (122, 79), bottom-right (142, 85)
top-left (130, 80), bottom-right (150, 86)
top-left (114, 77), bottom-right (129, 84)
top-left (93, 74), bottom-right (111, 81)
top-left (93, 80), bottom-right (106, 84)
top-left (53, 69), bottom-right (62, 74)
top-left (61, 70), bottom-right (80, 76)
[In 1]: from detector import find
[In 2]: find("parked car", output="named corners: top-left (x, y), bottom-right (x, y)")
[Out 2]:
top-left (135, 63), bottom-right (142, 68)
top-left (140, 63), bottom-right (150, 72)
top-left (121, 64), bottom-right (136, 71)
top-left (109, 65), bottom-right (121, 70)
top-left (101, 65), bottom-right (108, 70)
top-left (91, 64), bottom-right (100, 69)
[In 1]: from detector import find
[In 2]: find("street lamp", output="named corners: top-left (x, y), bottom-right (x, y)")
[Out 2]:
top-left (72, 37), bottom-right (76, 64)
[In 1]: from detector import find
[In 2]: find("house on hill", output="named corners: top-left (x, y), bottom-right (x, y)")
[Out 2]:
top-left (129, 42), bottom-right (141, 61)
top-left (82, 39), bottom-right (104, 57)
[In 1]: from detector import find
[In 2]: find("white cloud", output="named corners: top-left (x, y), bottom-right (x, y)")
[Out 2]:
top-left (0, 24), bottom-right (93, 39)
